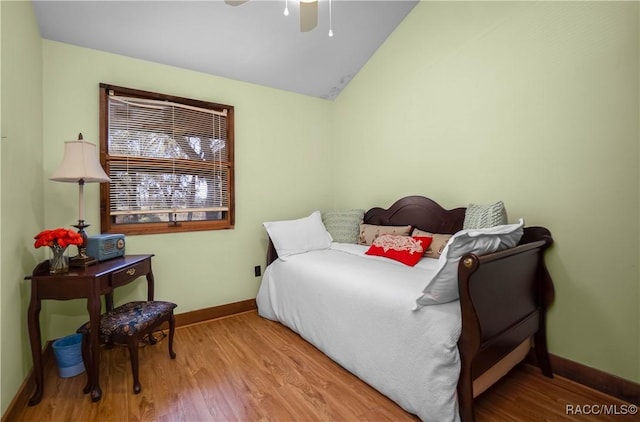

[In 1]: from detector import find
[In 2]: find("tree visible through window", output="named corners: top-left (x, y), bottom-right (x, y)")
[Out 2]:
top-left (99, 84), bottom-right (234, 235)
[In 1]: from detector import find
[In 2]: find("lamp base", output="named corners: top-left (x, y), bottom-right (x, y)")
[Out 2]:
top-left (69, 254), bottom-right (98, 267)
top-left (71, 221), bottom-right (98, 267)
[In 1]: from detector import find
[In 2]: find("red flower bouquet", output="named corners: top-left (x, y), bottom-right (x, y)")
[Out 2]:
top-left (34, 228), bottom-right (83, 273)
top-left (34, 228), bottom-right (83, 249)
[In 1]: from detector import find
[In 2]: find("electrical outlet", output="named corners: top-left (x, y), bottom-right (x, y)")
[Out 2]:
top-left (254, 265), bottom-right (261, 277)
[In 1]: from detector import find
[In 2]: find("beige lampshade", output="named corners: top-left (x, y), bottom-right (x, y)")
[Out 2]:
top-left (50, 135), bottom-right (111, 183)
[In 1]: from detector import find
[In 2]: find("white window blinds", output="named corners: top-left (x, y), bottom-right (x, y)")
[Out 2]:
top-left (107, 93), bottom-right (230, 223)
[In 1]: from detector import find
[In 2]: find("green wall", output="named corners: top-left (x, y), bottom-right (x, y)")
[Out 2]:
top-left (1, 0), bottom-right (45, 414)
top-left (333, 1), bottom-right (639, 383)
top-left (40, 39), bottom-right (335, 339)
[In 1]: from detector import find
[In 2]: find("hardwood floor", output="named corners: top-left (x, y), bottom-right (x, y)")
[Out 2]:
top-left (10, 311), bottom-right (636, 421)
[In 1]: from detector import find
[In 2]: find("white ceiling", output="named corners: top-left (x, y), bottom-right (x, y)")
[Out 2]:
top-left (32, 0), bottom-right (418, 100)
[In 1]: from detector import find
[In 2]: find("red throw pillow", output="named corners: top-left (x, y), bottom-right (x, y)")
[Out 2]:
top-left (365, 235), bottom-right (433, 266)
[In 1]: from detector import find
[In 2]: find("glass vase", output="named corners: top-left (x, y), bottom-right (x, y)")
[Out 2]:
top-left (49, 246), bottom-right (69, 274)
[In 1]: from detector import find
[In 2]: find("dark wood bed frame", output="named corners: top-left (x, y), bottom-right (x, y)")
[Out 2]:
top-left (266, 195), bottom-right (555, 422)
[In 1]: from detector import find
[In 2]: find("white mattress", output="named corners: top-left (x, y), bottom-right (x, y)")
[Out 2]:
top-left (256, 243), bottom-right (462, 421)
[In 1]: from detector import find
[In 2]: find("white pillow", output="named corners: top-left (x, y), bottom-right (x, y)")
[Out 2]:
top-left (414, 218), bottom-right (525, 308)
top-left (263, 211), bottom-right (333, 260)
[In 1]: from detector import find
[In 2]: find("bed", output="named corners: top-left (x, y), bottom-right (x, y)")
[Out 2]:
top-left (257, 196), bottom-right (554, 422)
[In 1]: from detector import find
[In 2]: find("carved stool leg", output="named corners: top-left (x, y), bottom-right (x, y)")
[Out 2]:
top-left (127, 335), bottom-right (141, 394)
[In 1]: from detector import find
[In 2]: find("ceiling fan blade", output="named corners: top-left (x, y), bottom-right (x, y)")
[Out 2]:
top-left (300, 0), bottom-right (318, 32)
top-left (224, 0), bottom-right (249, 6)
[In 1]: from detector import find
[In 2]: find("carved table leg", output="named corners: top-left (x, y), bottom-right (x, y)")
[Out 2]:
top-left (87, 296), bottom-right (102, 402)
top-left (146, 270), bottom-right (155, 301)
top-left (27, 293), bottom-right (44, 406)
top-left (168, 312), bottom-right (176, 359)
top-left (81, 332), bottom-right (92, 394)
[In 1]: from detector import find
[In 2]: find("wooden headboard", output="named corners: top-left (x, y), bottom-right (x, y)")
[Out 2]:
top-left (364, 195), bottom-right (466, 235)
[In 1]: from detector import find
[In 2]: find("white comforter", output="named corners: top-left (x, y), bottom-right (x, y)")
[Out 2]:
top-left (256, 243), bottom-right (462, 422)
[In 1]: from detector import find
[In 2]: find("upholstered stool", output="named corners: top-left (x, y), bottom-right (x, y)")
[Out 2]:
top-left (77, 300), bottom-right (177, 395)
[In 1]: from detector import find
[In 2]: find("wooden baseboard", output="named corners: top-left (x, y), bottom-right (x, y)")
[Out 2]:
top-left (527, 350), bottom-right (640, 405)
top-left (1, 299), bottom-right (256, 422)
top-left (173, 298), bottom-right (257, 328)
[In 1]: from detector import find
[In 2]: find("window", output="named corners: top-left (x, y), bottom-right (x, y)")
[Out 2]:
top-left (99, 84), bottom-right (234, 235)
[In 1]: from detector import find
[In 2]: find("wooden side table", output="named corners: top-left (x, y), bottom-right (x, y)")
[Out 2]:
top-left (26, 254), bottom-right (155, 405)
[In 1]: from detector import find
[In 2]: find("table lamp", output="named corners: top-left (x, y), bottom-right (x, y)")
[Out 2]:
top-left (50, 133), bottom-right (111, 267)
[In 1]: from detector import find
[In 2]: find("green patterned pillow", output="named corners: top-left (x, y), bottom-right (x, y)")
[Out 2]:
top-left (321, 209), bottom-right (365, 244)
top-left (463, 201), bottom-right (508, 229)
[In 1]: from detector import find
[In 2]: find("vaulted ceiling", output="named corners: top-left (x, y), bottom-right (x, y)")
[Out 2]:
top-left (32, 0), bottom-right (418, 100)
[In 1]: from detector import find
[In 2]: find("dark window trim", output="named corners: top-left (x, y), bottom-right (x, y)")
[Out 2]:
top-left (99, 83), bottom-right (235, 235)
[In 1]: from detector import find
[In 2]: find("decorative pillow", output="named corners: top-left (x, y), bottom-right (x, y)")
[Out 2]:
top-left (321, 209), bottom-right (365, 244)
top-left (414, 219), bottom-right (525, 308)
top-left (411, 229), bottom-right (452, 259)
top-left (365, 235), bottom-right (433, 267)
top-left (358, 224), bottom-right (412, 246)
top-left (263, 211), bottom-right (332, 260)
top-left (463, 201), bottom-right (508, 230)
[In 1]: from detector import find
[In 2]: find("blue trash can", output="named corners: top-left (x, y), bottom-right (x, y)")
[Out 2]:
top-left (52, 333), bottom-right (85, 378)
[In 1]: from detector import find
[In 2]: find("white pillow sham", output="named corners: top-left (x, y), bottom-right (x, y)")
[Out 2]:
top-left (414, 218), bottom-right (525, 308)
top-left (264, 211), bottom-right (333, 261)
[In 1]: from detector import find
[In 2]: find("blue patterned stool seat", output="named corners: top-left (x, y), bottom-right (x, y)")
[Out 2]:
top-left (77, 300), bottom-right (177, 396)
top-left (77, 301), bottom-right (177, 340)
